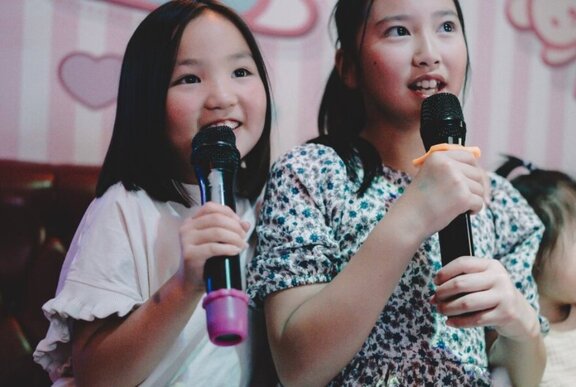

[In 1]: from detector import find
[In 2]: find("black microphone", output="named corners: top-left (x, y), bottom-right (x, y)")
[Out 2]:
top-left (420, 92), bottom-right (475, 266)
top-left (190, 125), bottom-right (248, 346)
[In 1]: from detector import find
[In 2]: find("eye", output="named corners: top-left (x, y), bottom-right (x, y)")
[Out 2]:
top-left (386, 26), bottom-right (410, 37)
top-left (173, 74), bottom-right (200, 85)
top-left (439, 21), bottom-right (457, 33)
top-left (233, 68), bottom-right (252, 78)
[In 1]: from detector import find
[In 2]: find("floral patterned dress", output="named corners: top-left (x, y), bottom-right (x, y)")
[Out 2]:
top-left (247, 143), bottom-right (546, 386)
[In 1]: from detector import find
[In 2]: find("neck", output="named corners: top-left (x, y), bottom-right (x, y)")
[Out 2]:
top-left (361, 121), bottom-right (425, 176)
top-left (539, 294), bottom-right (571, 324)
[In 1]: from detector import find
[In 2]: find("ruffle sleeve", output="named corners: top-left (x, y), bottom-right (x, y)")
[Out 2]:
top-left (33, 280), bottom-right (142, 380)
top-left (32, 184), bottom-right (151, 381)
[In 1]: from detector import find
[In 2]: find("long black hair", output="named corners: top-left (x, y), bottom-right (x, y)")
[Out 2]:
top-left (496, 155), bottom-right (576, 279)
top-left (96, 0), bottom-right (272, 206)
top-left (312, 0), bottom-right (470, 195)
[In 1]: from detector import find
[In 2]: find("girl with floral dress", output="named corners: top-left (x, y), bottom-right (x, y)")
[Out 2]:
top-left (247, 0), bottom-right (547, 385)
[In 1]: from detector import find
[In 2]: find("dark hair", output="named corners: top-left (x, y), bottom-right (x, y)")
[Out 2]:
top-left (312, 0), bottom-right (470, 195)
top-left (496, 155), bottom-right (576, 279)
top-left (96, 0), bottom-right (272, 206)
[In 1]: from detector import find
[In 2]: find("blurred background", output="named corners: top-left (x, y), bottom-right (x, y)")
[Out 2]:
top-left (0, 1), bottom-right (575, 385)
top-left (0, 0), bottom-right (575, 175)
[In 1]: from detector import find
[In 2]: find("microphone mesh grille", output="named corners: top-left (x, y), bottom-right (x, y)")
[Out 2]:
top-left (420, 93), bottom-right (466, 150)
top-left (421, 92), bottom-right (464, 123)
top-left (191, 126), bottom-right (240, 167)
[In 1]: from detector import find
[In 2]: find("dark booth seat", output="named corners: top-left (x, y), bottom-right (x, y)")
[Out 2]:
top-left (0, 159), bottom-right (100, 386)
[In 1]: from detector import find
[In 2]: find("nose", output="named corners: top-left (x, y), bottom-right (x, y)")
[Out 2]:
top-left (413, 35), bottom-right (441, 69)
top-left (204, 79), bottom-right (237, 110)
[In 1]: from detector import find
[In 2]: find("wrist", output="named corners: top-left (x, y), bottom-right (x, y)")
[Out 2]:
top-left (175, 264), bottom-right (206, 296)
top-left (499, 290), bottom-right (542, 342)
top-left (388, 195), bottom-right (432, 244)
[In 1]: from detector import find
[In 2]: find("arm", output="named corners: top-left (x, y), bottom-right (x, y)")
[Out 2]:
top-left (487, 324), bottom-right (545, 387)
top-left (433, 258), bottom-right (545, 387)
top-left (73, 273), bottom-right (203, 387)
top-left (486, 174), bottom-right (547, 385)
top-left (260, 148), bottom-right (486, 386)
top-left (265, 204), bottom-right (428, 386)
top-left (72, 203), bottom-right (249, 387)
top-left (433, 172), bottom-right (547, 386)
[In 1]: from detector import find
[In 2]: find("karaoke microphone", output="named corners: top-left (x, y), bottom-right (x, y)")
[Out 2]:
top-left (190, 125), bottom-right (248, 346)
top-left (420, 92), bottom-right (475, 266)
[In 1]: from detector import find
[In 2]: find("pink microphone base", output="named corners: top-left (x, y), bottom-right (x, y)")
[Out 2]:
top-left (202, 288), bottom-right (249, 346)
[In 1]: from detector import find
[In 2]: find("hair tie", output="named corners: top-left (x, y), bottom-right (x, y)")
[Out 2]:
top-left (523, 160), bottom-right (536, 173)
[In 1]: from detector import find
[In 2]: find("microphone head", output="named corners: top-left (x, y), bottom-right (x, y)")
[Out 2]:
top-left (420, 92), bottom-right (466, 150)
top-left (191, 126), bottom-right (240, 169)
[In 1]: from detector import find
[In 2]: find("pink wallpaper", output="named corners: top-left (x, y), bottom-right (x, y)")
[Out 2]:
top-left (0, 0), bottom-right (574, 176)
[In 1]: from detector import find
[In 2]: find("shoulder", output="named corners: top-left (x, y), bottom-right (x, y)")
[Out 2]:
top-left (270, 143), bottom-right (347, 179)
top-left (487, 171), bottom-right (532, 209)
top-left (94, 182), bottom-right (181, 214)
top-left (486, 171), bottom-right (543, 225)
top-left (487, 172), bottom-right (515, 193)
top-left (94, 182), bottom-right (145, 209)
top-left (81, 182), bottom-right (177, 236)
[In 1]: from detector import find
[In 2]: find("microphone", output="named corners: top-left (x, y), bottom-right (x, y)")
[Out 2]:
top-left (420, 92), bottom-right (475, 266)
top-left (190, 125), bottom-right (248, 346)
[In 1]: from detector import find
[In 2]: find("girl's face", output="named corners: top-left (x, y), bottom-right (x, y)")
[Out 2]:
top-left (538, 228), bottom-right (576, 309)
top-left (166, 10), bottom-right (266, 183)
top-left (352, 0), bottom-right (467, 129)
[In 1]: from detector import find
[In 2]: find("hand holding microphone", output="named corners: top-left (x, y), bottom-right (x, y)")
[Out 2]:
top-left (189, 125), bottom-right (249, 346)
top-left (417, 92), bottom-right (481, 266)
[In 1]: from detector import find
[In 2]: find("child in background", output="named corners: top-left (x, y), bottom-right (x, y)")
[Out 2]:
top-left (248, 0), bottom-right (547, 385)
top-left (33, 1), bottom-right (276, 386)
top-left (497, 155), bottom-right (576, 386)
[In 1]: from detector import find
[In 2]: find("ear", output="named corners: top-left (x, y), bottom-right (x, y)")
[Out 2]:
top-left (335, 49), bottom-right (358, 89)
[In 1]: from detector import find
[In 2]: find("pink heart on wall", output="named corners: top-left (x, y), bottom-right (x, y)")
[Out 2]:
top-left (59, 53), bottom-right (122, 110)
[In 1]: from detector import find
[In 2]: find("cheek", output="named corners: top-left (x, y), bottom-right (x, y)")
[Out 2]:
top-left (362, 50), bottom-right (405, 90)
top-left (247, 84), bottom-right (267, 126)
top-left (254, 92), bottom-right (267, 123)
top-left (166, 96), bottom-right (189, 128)
top-left (165, 97), bottom-right (197, 149)
top-left (542, 260), bottom-right (575, 296)
top-left (450, 45), bottom-right (468, 89)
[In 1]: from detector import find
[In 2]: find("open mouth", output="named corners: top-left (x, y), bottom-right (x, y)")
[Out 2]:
top-left (409, 79), bottom-right (446, 96)
top-left (201, 120), bottom-right (241, 131)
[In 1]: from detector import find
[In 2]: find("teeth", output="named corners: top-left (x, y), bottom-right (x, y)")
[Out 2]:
top-left (205, 120), bottom-right (239, 130)
top-left (415, 79), bottom-right (438, 89)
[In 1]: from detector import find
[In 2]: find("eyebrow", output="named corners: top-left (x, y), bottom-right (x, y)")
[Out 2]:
top-left (174, 51), bottom-right (253, 67)
top-left (375, 9), bottom-right (458, 26)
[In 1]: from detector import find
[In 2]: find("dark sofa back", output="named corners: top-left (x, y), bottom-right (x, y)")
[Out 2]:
top-left (0, 159), bottom-right (100, 386)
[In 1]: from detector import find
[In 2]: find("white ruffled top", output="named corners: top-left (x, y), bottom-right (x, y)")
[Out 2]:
top-left (33, 182), bottom-right (257, 386)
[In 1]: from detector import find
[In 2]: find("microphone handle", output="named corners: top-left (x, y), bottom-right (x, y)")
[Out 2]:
top-left (197, 167), bottom-right (243, 293)
top-left (204, 256), bottom-right (242, 293)
top-left (438, 212), bottom-right (475, 266)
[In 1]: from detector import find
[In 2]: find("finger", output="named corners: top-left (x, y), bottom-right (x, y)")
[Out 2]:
top-left (481, 171), bottom-right (491, 203)
top-left (434, 272), bottom-right (495, 301)
top-left (431, 149), bottom-right (478, 165)
top-left (445, 297), bottom-right (527, 330)
top-left (435, 257), bottom-right (491, 285)
top-left (422, 155), bottom-right (485, 212)
top-left (182, 227), bottom-right (248, 250)
top-left (183, 212), bottom-right (248, 236)
top-left (452, 176), bottom-right (485, 214)
top-left (240, 220), bottom-right (251, 232)
top-left (445, 307), bottom-right (496, 328)
top-left (182, 242), bottom-right (244, 263)
top-left (435, 290), bottom-right (499, 317)
top-left (194, 201), bottom-right (243, 221)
